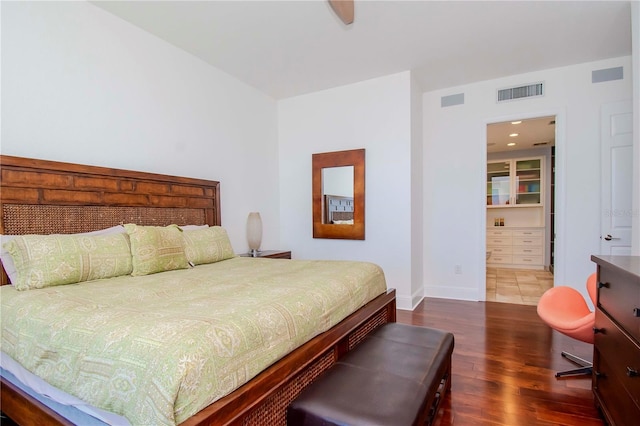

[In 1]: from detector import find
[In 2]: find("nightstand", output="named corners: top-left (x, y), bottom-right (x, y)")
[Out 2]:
top-left (239, 250), bottom-right (291, 259)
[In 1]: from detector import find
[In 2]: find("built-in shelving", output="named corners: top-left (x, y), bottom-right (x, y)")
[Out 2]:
top-left (487, 157), bottom-right (542, 207)
top-left (486, 156), bottom-right (545, 269)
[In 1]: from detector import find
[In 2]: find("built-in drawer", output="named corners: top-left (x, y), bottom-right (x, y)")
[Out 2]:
top-left (593, 350), bottom-right (640, 426)
top-left (512, 255), bottom-right (542, 266)
top-left (487, 246), bottom-right (513, 255)
top-left (487, 237), bottom-right (512, 246)
top-left (512, 246), bottom-right (542, 256)
top-left (513, 229), bottom-right (543, 238)
top-left (512, 236), bottom-right (542, 247)
top-left (487, 229), bottom-right (513, 238)
top-left (595, 309), bottom-right (640, 408)
top-left (487, 255), bottom-right (512, 264)
top-left (598, 266), bottom-right (640, 343)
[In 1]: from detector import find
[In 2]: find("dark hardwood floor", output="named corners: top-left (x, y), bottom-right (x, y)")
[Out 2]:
top-left (397, 298), bottom-right (604, 426)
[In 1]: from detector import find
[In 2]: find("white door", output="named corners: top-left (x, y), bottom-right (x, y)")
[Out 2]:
top-left (600, 100), bottom-right (633, 255)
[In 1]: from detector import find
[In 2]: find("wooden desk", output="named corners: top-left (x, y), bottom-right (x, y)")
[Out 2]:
top-left (591, 255), bottom-right (640, 425)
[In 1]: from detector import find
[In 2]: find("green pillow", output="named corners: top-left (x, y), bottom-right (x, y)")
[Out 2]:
top-left (5, 233), bottom-right (133, 291)
top-left (182, 226), bottom-right (235, 265)
top-left (124, 224), bottom-right (189, 276)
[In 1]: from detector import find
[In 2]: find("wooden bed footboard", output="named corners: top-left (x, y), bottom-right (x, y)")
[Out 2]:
top-left (0, 378), bottom-right (74, 426)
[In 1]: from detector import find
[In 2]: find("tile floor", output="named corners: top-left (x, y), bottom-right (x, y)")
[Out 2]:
top-left (486, 267), bottom-right (554, 306)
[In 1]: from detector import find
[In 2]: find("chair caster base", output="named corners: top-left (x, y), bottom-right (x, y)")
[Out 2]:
top-left (555, 351), bottom-right (593, 378)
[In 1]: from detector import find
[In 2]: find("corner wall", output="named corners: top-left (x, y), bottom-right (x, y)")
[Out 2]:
top-left (410, 74), bottom-right (424, 307)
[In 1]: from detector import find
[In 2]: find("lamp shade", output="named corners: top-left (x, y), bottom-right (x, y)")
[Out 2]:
top-left (247, 212), bottom-right (263, 254)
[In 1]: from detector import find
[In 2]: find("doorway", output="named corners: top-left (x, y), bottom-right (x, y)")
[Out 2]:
top-left (485, 116), bottom-right (556, 305)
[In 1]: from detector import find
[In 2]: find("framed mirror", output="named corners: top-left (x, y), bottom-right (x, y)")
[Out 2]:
top-left (312, 148), bottom-right (365, 239)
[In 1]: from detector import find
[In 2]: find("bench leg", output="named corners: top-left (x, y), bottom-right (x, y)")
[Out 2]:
top-left (426, 357), bottom-right (452, 425)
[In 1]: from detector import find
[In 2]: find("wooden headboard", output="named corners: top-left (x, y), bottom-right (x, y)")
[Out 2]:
top-left (0, 155), bottom-right (221, 284)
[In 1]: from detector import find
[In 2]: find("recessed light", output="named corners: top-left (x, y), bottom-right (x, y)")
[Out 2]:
top-left (509, 133), bottom-right (519, 137)
top-left (511, 121), bottom-right (522, 125)
top-left (507, 142), bottom-right (516, 146)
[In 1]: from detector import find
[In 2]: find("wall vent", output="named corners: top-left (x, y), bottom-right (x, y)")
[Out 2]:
top-left (497, 82), bottom-right (544, 103)
top-left (592, 66), bottom-right (623, 83)
top-left (441, 93), bottom-right (464, 107)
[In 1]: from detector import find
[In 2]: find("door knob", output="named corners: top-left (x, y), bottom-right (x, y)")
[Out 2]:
top-left (603, 234), bottom-right (620, 241)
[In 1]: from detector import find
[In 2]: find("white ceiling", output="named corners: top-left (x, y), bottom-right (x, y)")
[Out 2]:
top-left (92, 1), bottom-right (632, 100)
top-left (487, 115), bottom-right (556, 154)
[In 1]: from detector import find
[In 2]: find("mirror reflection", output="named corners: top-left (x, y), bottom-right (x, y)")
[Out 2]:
top-left (322, 166), bottom-right (354, 225)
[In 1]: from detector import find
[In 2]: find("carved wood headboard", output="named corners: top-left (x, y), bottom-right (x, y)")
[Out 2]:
top-left (0, 155), bottom-right (221, 284)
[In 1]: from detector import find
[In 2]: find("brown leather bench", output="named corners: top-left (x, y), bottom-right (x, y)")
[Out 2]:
top-left (287, 322), bottom-right (454, 426)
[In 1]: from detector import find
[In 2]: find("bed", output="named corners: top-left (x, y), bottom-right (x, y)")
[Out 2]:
top-left (0, 155), bottom-right (396, 426)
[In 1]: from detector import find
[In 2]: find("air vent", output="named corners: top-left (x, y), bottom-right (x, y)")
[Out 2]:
top-left (441, 93), bottom-right (464, 107)
top-left (497, 82), bottom-right (544, 103)
top-left (533, 142), bottom-right (548, 146)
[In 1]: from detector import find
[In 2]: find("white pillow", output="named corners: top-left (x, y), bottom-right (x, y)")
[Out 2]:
top-left (0, 225), bottom-right (125, 285)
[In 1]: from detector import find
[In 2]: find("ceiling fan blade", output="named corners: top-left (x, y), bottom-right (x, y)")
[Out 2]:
top-left (329, 0), bottom-right (354, 25)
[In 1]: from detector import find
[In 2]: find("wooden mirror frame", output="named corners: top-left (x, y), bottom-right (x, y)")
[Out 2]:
top-left (313, 148), bottom-right (365, 240)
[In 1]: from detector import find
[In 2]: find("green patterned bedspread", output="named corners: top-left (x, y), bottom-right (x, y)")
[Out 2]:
top-left (0, 257), bottom-right (386, 425)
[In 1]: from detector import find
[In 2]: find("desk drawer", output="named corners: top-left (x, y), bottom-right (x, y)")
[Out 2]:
top-left (487, 237), bottom-right (512, 246)
top-left (487, 255), bottom-right (512, 264)
top-left (599, 266), bottom-right (640, 343)
top-left (488, 246), bottom-right (512, 255)
top-left (593, 351), bottom-right (640, 426)
top-left (487, 229), bottom-right (513, 238)
top-left (595, 309), bottom-right (640, 408)
top-left (513, 230), bottom-right (543, 238)
top-left (513, 246), bottom-right (542, 256)
top-left (512, 255), bottom-right (542, 266)
top-left (512, 237), bottom-right (542, 247)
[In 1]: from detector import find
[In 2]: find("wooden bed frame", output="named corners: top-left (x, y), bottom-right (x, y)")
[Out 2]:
top-left (0, 155), bottom-right (397, 426)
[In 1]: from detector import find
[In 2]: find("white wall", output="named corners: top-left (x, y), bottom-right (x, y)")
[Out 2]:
top-left (423, 56), bottom-right (633, 302)
top-left (632, 2), bottom-right (640, 255)
top-left (0, 1), bottom-right (280, 253)
top-left (410, 73), bottom-right (424, 307)
top-left (278, 72), bottom-right (416, 309)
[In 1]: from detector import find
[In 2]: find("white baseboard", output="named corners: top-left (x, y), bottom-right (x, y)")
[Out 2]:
top-left (424, 285), bottom-right (480, 302)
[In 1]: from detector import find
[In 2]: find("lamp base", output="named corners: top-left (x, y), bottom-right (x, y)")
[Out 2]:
top-left (249, 249), bottom-right (261, 257)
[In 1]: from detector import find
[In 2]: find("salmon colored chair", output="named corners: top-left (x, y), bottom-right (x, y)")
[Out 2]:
top-left (536, 273), bottom-right (597, 378)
